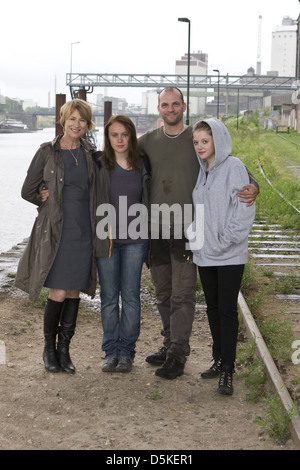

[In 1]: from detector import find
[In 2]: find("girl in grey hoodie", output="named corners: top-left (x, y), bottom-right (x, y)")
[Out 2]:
top-left (187, 118), bottom-right (255, 395)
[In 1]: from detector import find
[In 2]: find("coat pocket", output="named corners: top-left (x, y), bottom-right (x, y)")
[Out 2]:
top-left (35, 204), bottom-right (52, 244)
top-left (43, 166), bottom-right (56, 185)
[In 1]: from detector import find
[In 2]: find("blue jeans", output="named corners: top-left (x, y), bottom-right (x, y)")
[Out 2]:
top-left (96, 242), bottom-right (148, 360)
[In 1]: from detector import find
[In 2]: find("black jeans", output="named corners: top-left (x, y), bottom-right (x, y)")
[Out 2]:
top-left (198, 265), bottom-right (244, 369)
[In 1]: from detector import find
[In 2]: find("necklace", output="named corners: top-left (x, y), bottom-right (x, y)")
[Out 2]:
top-left (163, 125), bottom-right (186, 139)
top-left (68, 147), bottom-right (80, 166)
top-left (61, 143), bottom-right (80, 166)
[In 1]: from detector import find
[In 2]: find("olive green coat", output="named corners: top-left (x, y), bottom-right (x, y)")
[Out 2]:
top-left (14, 135), bottom-right (97, 302)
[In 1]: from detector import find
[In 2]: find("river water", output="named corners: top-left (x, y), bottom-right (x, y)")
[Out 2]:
top-left (0, 128), bottom-right (103, 254)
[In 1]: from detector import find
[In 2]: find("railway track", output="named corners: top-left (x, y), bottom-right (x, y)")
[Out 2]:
top-left (238, 220), bottom-right (300, 449)
top-left (243, 138), bottom-right (300, 448)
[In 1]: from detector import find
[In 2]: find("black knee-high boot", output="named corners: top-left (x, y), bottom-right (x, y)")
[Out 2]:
top-left (57, 298), bottom-right (80, 373)
top-left (43, 298), bottom-right (64, 372)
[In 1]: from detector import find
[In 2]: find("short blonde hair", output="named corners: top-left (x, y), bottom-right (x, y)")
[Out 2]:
top-left (60, 99), bottom-right (94, 131)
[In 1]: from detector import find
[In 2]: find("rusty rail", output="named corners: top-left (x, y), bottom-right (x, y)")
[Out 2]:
top-left (238, 292), bottom-right (300, 449)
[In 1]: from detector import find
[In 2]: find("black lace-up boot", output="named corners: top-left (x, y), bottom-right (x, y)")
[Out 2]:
top-left (146, 347), bottom-right (167, 365)
top-left (155, 357), bottom-right (184, 379)
top-left (201, 358), bottom-right (222, 378)
top-left (218, 365), bottom-right (234, 395)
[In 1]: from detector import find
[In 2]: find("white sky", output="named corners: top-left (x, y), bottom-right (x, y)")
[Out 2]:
top-left (1, 0), bottom-right (300, 107)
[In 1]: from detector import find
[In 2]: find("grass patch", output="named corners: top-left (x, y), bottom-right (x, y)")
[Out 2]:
top-left (241, 257), bottom-right (266, 314)
top-left (275, 275), bottom-right (300, 295)
top-left (254, 393), bottom-right (300, 444)
top-left (256, 314), bottom-right (295, 362)
top-left (236, 341), bottom-right (267, 402)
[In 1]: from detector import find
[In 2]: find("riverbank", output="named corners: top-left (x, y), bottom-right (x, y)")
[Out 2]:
top-left (0, 240), bottom-right (27, 292)
top-left (0, 242), bottom-right (296, 451)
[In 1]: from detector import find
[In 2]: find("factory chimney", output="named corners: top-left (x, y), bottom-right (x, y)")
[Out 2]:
top-left (256, 15), bottom-right (262, 75)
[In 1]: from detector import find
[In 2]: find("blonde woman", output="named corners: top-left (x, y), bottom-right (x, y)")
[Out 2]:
top-left (15, 99), bottom-right (97, 374)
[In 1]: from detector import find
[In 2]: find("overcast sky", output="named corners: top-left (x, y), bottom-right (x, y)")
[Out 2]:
top-left (1, 0), bottom-right (300, 107)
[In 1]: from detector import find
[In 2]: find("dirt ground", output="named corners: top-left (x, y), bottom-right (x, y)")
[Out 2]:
top-left (0, 259), bottom-right (297, 452)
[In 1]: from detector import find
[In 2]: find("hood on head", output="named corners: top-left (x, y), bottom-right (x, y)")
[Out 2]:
top-left (194, 118), bottom-right (232, 170)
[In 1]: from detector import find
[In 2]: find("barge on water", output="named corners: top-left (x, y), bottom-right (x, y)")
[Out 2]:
top-left (0, 119), bottom-right (28, 133)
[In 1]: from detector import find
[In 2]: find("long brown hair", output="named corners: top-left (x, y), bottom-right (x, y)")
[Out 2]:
top-left (103, 115), bottom-right (140, 170)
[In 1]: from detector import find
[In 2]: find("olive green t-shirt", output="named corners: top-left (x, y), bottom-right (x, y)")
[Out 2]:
top-left (138, 126), bottom-right (200, 232)
top-left (138, 126), bottom-right (199, 208)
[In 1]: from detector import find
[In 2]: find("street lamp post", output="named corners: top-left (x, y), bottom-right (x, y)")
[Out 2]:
top-left (213, 69), bottom-right (220, 119)
top-left (70, 41), bottom-right (80, 74)
top-left (178, 18), bottom-right (190, 125)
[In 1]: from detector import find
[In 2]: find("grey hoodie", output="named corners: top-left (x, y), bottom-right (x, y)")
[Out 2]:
top-left (187, 118), bottom-right (255, 266)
